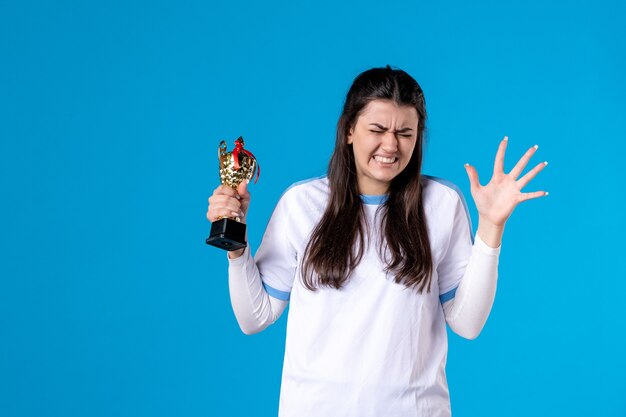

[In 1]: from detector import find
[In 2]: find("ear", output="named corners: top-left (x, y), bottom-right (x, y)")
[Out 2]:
top-left (347, 127), bottom-right (354, 144)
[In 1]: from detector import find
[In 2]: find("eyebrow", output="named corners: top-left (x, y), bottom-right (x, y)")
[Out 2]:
top-left (368, 123), bottom-right (414, 133)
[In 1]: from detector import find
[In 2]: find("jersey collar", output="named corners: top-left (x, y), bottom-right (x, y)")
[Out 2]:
top-left (360, 194), bottom-right (388, 205)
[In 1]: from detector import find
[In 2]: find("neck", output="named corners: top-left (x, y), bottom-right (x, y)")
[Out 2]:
top-left (358, 178), bottom-right (389, 196)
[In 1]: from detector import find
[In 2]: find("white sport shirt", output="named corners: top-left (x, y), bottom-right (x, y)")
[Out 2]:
top-left (226, 175), bottom-right (501, 417)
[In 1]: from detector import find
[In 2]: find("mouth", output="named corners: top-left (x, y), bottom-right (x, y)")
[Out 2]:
top-left (372, 155), bottom-right (398, 164)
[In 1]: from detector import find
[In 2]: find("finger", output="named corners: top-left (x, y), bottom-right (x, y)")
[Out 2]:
top-left (209, 196), bottom-right (241, 212)
top-left (493, 136), bottom-right (508, 175)
top-left (210, 191), bottom-right (238, 206)
top-left (516, 161), bottom-right (548, 189)
top-left (509, 144), bottom-right (539, 179)
top-left (208, 207), bottom-right (245, 222)
top-left (518, 190), bottom-right (549, 203)
top-left (207, 210), bottom-right (239, 222)
top-left (464, 163), bottom-right (481, 190)
top-left (237, 179), bottom-right (251, 201)
top-left (214, 184), bottom-right (239, 198)
top-left (209, 197), bottom-right (242, 214)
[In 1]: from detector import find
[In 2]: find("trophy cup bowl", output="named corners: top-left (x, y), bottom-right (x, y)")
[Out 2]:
top-left (206, 136), bottom-right (259, 251)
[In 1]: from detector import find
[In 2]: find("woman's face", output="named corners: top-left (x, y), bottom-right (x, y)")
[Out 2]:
top-left (347, 99), bottom-right (419, 195)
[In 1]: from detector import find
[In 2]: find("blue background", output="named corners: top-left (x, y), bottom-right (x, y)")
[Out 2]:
top-left (1, 0), bottom-right (624, 416)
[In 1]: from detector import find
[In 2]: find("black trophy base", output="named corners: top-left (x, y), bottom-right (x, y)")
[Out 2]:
top-left (206, 218), bottom-right (247, 251)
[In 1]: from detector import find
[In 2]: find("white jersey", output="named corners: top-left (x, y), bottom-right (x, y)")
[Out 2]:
top-left (252, 174), bottom-right (478, 417)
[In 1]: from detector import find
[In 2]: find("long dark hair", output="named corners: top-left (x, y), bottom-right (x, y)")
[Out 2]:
top-left (300, 65), bottom-right (433, 294)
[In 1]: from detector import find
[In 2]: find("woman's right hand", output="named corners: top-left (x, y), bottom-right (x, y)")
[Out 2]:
top-left (207, 180), bottom-right (251, 260)
top-left (207, 180), bottom-right (251, 224)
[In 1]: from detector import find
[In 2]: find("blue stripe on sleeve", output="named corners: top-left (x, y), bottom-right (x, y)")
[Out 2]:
top-left (262, 282), bottom-right (291, 301)
top-left (439, 286), bottom-right (458, 304)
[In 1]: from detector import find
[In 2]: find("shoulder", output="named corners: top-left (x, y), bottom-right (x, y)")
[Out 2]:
top-left (266, 175), bottom-right (328, 240)
top-left (279, 174), bottom-right (329, 205)
top-left (278, 175), bottom-right (329, 212)
top-left (421, 174), bottom-right (468, 209)
top-left (421, 174), bottom-right (474, 241)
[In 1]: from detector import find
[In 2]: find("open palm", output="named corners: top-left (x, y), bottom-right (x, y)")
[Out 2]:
top-left (464, 136), bottom-right (548, 227)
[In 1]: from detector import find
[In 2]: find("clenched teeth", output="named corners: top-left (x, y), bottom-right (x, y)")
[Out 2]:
top-left (374, 156), bottom-right (397, 163)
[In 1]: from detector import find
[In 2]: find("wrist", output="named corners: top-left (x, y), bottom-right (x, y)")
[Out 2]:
top-left (476, 217), bottom-right (505, 248)
top-left (228, 247), bottom-right (245, 260)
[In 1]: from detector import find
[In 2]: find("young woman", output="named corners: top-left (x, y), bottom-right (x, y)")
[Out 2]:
top-left (206, 65), bottom-right (548, 417)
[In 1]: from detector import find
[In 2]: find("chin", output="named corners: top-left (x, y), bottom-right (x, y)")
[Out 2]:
top-left (370, 173), bottom-right (399, 186)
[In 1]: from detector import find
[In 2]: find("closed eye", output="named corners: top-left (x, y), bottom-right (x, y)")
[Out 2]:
top-left (370, 130), bottom-right (412, 138)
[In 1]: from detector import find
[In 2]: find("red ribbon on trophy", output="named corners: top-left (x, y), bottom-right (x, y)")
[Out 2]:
top-left (232, 136), bottom-right (260, 184)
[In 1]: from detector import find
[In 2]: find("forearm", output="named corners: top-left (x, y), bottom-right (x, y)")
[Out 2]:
top-left (227, 246), bottom-right (288, 335)
top-left (442, 233), bottom-right (501, 339)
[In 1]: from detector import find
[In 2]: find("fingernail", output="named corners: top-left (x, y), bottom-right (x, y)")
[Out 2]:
top-left (544, 161), bottom-right (548, 165)
top-left (534, 144), bottom-right (539, 149)
top-left (246, 179), bottom-right (250, 184)
top-left (503, 136), bottom-right (508, 141)
top-left (545, 192), bottom-right (549, 196)
top-left (231, 211), bottom-right (240, 217)
top-left (464, 163), bottom-right (469, 167)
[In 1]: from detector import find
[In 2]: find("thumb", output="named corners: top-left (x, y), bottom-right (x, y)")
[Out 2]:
top-left (236, 179), bottom-right (250, 200)
top-left (464, 163), bottom-right (480, 190)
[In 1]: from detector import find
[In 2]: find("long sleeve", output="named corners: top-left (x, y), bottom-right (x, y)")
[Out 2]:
top-left (442, 233), bottom-right (501, 339)
top-left (227, 245), bottom-right (289, 335)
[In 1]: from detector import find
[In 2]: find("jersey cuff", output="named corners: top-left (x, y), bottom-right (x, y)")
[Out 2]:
top-left (225, 245), bottom-right (251, 265)
top-left (474, 233), bottom-right (501, 255)
top-left (439, 286), bottom-right (458, 304)
top-left (262, 281), bottom-right (291, 301)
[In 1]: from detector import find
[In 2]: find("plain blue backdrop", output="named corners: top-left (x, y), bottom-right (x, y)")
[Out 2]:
top-left (1, 0), bottom-right (624, 416)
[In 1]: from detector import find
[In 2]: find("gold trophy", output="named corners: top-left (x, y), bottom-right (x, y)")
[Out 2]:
top-left (206, 136), bottom-right (260, 251)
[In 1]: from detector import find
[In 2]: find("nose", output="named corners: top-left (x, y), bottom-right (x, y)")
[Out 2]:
top-left (380, 132), bottom-right (399, 153)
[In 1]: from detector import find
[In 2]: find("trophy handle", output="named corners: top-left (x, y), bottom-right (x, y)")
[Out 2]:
top-left (218, 140), bottom-right (227, 170)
